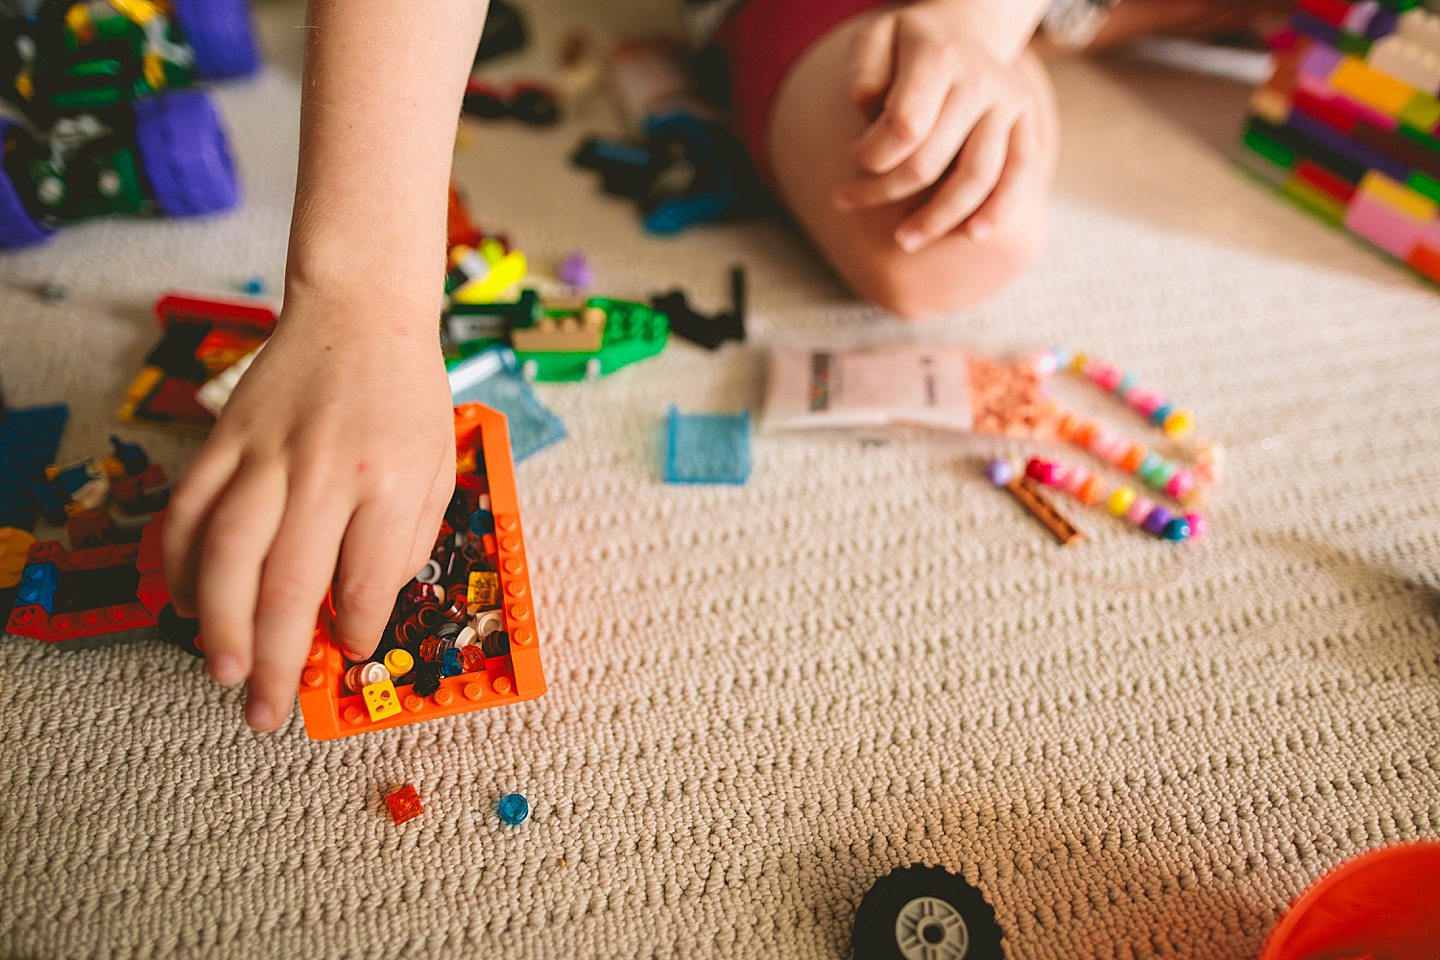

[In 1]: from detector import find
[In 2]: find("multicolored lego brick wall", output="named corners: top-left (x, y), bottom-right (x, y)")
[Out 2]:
top-left (1242, 0), bottom-right (1440, 283)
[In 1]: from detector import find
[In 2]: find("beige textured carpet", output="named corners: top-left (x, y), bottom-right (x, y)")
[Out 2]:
top-left (2, 2), bottom-right (1438, 958)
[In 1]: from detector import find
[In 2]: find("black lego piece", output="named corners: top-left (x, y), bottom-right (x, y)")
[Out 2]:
top-left (651, 266), bottom-right (746, 350)
top-left (852, 864), bottom-right (1005, 960)
top-left (474, 0), bottom-right (528, 64)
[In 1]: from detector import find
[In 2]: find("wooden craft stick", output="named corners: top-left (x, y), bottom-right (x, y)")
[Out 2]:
top-left (1006, 477), bottom-right (1084, 546)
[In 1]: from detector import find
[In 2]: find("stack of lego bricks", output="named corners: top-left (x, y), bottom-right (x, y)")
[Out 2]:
top-left (1242, 0), bottom-right (1440, 282)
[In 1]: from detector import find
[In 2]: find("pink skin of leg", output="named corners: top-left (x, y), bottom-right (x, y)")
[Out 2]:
top-left (766, 12), bottom-right (1060, 319)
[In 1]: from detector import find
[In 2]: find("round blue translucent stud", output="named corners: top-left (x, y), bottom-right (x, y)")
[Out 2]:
top-left (241, 276), bottom-right (266, 296)
top-left (985, 459), bottom-right (1014, 487)
top-left (1162, 517), bottom-right (1191, 541)
top-left (498, 793), bottom-right (529, 826)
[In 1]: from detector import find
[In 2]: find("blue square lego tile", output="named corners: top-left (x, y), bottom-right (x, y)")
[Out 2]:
top-left (448, 346), bottom-right (566, 463)
top-left (0, 403), bottom-right (69, 530)
top-left (17, 561), bottom-right (58, 613)
top-left (662, 406), bottom-right (751, 485)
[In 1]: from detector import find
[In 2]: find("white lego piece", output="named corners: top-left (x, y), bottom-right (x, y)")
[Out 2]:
top-left (1368, 34), bottom-right (1440, 96)
top-left (1398, 8), bottom-right (1440, 56)
top-left (195, 342), bottom-right (264, 417)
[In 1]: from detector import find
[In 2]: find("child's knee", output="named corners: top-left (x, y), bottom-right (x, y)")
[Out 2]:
top-left (844, 205), bottom-right (1050, 319)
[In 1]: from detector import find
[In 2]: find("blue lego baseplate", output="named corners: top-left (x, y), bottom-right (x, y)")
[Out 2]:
top-left (0, 402), bottom-right (69, 530)
top-left (448, 346), bottom-right (566, 463)
top-left (661, 406), bottom-right (751, 485)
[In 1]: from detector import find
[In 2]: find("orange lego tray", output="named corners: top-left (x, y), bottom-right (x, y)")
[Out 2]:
top-left (296, 403), bottom-right (545, 740)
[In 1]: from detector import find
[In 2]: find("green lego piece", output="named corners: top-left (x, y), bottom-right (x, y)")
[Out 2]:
top-left (1409, 171), bottom-right (1440, 204)
top-left (1378, 0), bottom-right (1420, 10)
top-left (1399, 125), bottom-right (1440, 157)
top-left (1283, 178), bottom-right (1347, 227)
top-left (1243, 124), bottom-right (1297, 171)
top-left (1335, 32), bottom-right (1373, 59)
top-left (1400, 92), bottom-right (1440, 135)
top-left (513, 298), bottom-right (669, 382)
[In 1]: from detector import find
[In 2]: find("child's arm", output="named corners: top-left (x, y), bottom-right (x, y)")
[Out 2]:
top-left (833, 0), bottom-right (1051, 251)
top-left (162, 0), bottom-right (489, 732)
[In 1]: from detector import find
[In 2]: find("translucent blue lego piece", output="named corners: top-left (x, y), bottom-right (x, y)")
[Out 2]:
top-left (0, 403), bottom-right (69, 530)
top-left (662, 406), bottom-right (751, 485)
top-left (497, 792), bottom-right (529, 826)
top-left (17, 562), bottom-right (58, 613)
top-left (448, 346), bottom-right (566, 463)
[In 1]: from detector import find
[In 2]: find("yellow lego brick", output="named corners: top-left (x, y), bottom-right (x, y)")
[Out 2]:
top-left (0, 527), bottom-right (37, 590)
top-left (509, 307), bottom-right (606, 354)
top-left (451, 251), bottom-right (528, 305)
top-left (468, 571), bottom-right (500, 610)
top-left (1331, 57), bottom-right (1417, 117)
top-left (362, 679), bottom-right (402, 721)
top-left (1359, 169), bottom-right (1439, 222)
top-left (1249, 85), bottom-right (1291, 126)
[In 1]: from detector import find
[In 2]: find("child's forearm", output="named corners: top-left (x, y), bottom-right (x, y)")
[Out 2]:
top-left (932, 0), bottom-right (1051, 61)
top-left (285, 0), bottom-right (490, 334)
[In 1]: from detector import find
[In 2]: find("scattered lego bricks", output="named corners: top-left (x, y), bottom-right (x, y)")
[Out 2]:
top-left (497, 793), bottom-right (529, 826)
top-left (0, 399), bottom-right (69, 531)
top-left (385, 784), bottom-right (424, 825)
top-left (661, 407), bottom-right (752, 485)
top-left (296, 403), bottom-right (545, 741)
top-left (5, 518), bottom-right (179, 649)
top-left (117, 292), bottom-right (277, 434)
top-left (1243, 2), bottom-right (1440, 284)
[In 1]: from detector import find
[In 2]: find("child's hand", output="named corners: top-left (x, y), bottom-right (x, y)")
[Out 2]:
top-left (833, 1), bottom-right (1044, 252)
top-left (162, 294), bottom-right (456, 732)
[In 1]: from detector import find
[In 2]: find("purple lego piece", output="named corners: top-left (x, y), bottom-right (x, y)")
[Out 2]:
top-left (1299, 43), bottom-right (1344, 83)
top-left (1291, 10), bottom-right (1342, 47)
top-left (1366, 7), bottom-right (1398, 40)
top-left (1288, 110), bottom-right (1413, 182)
top-left (1344, 0), bottom-right (1379, 35)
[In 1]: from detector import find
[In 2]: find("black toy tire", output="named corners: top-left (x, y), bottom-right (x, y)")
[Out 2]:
top-left (852, 865), bottom-right (1005, 960)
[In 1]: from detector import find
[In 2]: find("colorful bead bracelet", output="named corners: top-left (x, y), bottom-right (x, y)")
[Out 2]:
top-left (1022, 347), bottom-right (1224, 506)
top-left (988, 456), bottom-right (1208, 542)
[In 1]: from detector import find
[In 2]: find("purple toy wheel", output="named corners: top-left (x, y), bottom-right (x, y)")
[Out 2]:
top-left (0, 119), bottom-right (56, 249)
top-left (134, 90), bottom-right (240, 218)
top-left (172, 0), bottom-right (260, 80)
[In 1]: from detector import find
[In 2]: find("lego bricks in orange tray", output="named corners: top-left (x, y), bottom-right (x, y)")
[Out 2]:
top-left (297, 401), bottom-right (545, 740)
top-left (116, 292), bottom-right (276, 433)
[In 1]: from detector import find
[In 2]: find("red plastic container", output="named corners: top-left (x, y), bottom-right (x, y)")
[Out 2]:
top-left (1259, 841), bottom-right (1440, 960)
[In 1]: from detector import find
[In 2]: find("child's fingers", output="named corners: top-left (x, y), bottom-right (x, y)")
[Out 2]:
top-left (835, 85), bottom-right (985, 211)
top-left (192, 462), bottom-right (287, 686)
top-left (963, 112), bottom-right (1039, 241)
top-left (895, 106), bottom-right (1017, 252)
top-left (854, 32), bottom-right (953, 175)
top-left (162, 443), bottom-right (243, 618)
top-left (333, 499), bottom-right (427, 661)
top-left (407, 465), bottom-right (457, 576)
top-left (246, 497), bottom-right (351, 732)
top-left (849, 13), bottom-right (898, 114)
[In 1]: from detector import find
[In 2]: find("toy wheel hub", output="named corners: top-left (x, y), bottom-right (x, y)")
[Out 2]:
top-left (895, 897), bottom-right (969, 960)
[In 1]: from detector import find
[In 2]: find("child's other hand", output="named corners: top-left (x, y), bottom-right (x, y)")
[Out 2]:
top-left (162, 294), bottom-right (456, 732)
top-left (832, 1), bottom-right (1043, 253)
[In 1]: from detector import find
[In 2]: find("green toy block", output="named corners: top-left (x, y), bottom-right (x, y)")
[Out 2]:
top-left (1408, 171), bottom-right (1440, 204)
top-left (1336, 33), bottom-right (1373, 58)
top-left (1244, 124), bottom-right (1297, 171)
top-left (513, 298), bottom-right (669, 382)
